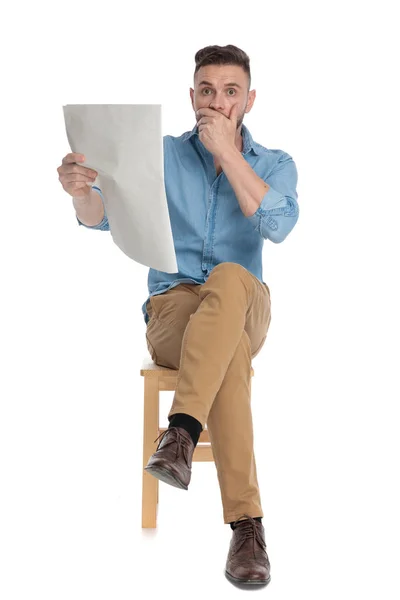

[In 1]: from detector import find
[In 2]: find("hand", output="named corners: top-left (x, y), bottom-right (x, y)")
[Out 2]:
top-left (57, 153), bottom-right (98, 198)
top-left (196, 104), bottom-right (239, 158)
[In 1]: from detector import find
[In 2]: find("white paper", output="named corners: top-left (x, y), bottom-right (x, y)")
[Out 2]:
top-left (62, 104), bottom-right (178, 273)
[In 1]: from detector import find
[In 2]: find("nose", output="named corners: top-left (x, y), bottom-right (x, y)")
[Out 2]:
top-left (209, 95), bottom-right (225, 112)
top-left (208, 103), bottom-right (226, 116)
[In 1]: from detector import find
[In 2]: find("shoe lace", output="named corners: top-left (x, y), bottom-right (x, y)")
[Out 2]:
top-left (232, 513), bottom-right (267, 559)
top-left (153, 428), bottom-right (192, 467)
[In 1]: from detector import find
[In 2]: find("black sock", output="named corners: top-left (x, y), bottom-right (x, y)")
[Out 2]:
top-left (230, 516), bottom-right (262, 530)
top-left (168, 412), bottom-right (203, 447)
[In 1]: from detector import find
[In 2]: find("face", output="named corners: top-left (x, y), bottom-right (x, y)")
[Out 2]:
top-left (190, 64), bottom-right (256, 131)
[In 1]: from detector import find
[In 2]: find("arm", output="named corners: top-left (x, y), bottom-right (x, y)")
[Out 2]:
top-left (218, 147), bottom-right (299, 243)
top-left (75, 186), bottom-right (110, 231)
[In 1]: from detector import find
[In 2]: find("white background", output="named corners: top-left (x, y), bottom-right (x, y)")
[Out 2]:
top-left (1, 0), bottom-right (399, 597)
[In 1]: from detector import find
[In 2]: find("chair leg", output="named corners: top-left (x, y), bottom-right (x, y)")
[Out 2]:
top-left (142, 377), bottom-right (160, 528)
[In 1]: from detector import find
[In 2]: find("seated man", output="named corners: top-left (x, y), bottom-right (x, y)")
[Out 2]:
top-left (71, 44), bottom-right (299, 587)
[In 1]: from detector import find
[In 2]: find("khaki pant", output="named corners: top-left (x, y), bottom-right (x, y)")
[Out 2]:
top-left (145, 262), bottom-right (272, 523)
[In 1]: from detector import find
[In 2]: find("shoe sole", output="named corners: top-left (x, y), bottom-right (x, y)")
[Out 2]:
top-left (225, 570), bottom-right (271, 586)
top-left (144, 465), bottom-right (189, 490)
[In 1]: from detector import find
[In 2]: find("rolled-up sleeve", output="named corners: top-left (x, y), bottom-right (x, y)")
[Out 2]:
top-left (76, 186), bottom-right (110, 231)
top-left (246, 153), bottom-right (299, 243)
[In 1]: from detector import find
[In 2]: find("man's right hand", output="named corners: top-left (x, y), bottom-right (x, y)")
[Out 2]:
top-left (57, 153), bottom-right (98, 198)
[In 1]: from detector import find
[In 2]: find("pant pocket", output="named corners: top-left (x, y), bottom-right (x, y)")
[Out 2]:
top-left (146, 298), bottom-right (155, 321)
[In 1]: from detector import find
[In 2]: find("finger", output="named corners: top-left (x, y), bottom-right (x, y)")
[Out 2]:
top-left (196, 107), bottom-right (216, 119)
top-left (197, 115), bottom-right (215, 126)
top-left (230, 104), bottom-right (239, 120)
top-left (61, 173), bottom-right (97, 184)
top-left (62, 152), bottom-right (85, 164)
top-left (58, 163), bottom-right (98, 178)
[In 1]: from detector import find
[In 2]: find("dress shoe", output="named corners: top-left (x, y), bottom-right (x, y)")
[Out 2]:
top-left (225, 514), bottom-right (271, 585)
top-left (144, 426), bottom-right (194, 490)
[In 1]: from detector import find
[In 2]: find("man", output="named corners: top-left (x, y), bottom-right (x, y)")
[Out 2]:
top-left (71, 44), bottom-right (299, 586)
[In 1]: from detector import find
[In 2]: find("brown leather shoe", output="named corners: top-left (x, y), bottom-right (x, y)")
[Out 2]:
top-left (144, 426), bottom-right (194, 490)
top-left (225, 514), bottom-right (271, 586)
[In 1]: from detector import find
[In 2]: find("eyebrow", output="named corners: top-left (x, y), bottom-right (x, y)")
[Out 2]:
top-left (198, 80), bottom-right (242, 90)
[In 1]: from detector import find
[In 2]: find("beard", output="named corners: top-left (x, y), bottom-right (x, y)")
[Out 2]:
top-left (236, 113), bottom-right (245, 129)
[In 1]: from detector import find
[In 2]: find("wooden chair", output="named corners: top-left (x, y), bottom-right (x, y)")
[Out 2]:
top-left (140, 358), bottom-right (255, 528)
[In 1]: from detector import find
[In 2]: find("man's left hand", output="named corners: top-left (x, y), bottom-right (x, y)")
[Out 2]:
top-left (196, 104), bottom-right (239, 158)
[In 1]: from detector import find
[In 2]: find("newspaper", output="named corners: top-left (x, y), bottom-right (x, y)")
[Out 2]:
top-left (62, 104), bottom-right (178, 273)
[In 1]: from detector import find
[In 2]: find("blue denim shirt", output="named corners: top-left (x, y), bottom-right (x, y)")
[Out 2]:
top-left (76, 123), bottom-right (299, 325)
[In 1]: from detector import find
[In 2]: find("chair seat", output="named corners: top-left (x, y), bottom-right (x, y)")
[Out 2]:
top-left (140, 358), bottom-right (254, 377)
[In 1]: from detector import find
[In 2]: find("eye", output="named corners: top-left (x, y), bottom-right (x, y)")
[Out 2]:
top-left (201, 88), bottom-right (237, 95)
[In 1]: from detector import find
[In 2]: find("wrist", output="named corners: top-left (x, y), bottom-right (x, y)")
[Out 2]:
top-left (72, 188), bottom-right (92, 204)
top-left (218, 144), bottom-right (241, 164)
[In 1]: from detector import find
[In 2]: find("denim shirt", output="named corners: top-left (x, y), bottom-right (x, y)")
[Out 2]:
top-left (76, 122), bottom-right (299, 325)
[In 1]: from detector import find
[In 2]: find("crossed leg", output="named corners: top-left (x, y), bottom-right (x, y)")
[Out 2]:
top-left (145, 262), bottom-right (271, 522)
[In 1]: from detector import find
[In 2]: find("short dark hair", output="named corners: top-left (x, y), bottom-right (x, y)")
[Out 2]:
top-left (194, 44), bottom-right (251, 90)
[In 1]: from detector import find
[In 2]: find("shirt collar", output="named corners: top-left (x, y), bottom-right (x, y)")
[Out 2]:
top-left (186, 122), bottom-right (260, 156)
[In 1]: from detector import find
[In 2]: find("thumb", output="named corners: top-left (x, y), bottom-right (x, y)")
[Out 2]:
top-left (230, 103), bottom-right (239, 122)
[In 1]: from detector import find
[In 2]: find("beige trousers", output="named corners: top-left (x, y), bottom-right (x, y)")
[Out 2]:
top-left (145, 262), bottom-right (272, 523)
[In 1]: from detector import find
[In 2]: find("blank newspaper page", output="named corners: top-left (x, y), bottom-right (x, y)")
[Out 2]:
top-left (62, 104), bottom-right (178, 273)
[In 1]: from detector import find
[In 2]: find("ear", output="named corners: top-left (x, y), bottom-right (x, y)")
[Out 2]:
top-left (246, 90), bottom-right (256, 113)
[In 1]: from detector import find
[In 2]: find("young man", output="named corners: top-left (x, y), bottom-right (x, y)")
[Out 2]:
top-left (74, 44), bottom-right (299, 586)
